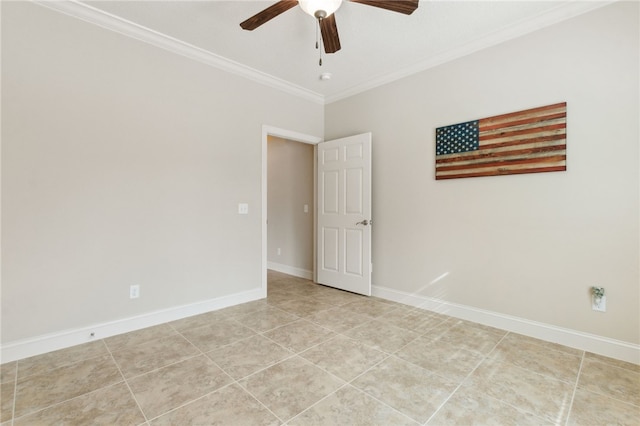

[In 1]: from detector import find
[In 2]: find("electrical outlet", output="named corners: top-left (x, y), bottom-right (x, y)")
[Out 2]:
top-left (592, 295), bottom-right (606, 312)
top-left (130, 285), bottom-right (140, 299)
top-left (277, 248), bottom-right (281, 256)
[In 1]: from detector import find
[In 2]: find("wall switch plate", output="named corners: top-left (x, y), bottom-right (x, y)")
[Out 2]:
top-left (238, 203), bottom-right (249, 214)
top-left (130, 285), bottom-right (140, 299)
top-left (304, 204), bottom-right (309, 213)
top-left (277, 248), bottom-right (281, 256)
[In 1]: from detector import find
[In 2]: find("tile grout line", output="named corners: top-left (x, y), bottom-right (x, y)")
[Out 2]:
top-left (563, 350), bottom-right (586, 426)
top-left (103, 339), bottom-right (151, 425)
top-left (422, 330), bottom-right (510, 425)
top-left (171, 324), bottom-right (286, 424)
top-left (9, 341), bottom-right (124, 422)
top-left (10, 380), bottom-right (132, 424)
top-left (11, 360), bottom-right (18, 426)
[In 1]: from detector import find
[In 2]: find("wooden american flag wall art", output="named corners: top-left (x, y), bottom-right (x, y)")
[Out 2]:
top-left (435, 102), bottom-right (567, 180)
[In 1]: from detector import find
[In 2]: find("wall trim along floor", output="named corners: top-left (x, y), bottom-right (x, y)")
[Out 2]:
top-left (267, 262), bottom-right (313, 280)
top-left (373, 284), bottom-right (639, 365)
top-left (0, 288), bottom-right (265, 363)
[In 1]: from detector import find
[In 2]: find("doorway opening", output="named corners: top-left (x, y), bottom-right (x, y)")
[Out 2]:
top-left (261, 126), bottom-right (322, 296)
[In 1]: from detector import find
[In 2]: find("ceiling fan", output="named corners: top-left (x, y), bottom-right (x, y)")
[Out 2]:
top-left (240, 0), bottom-right (419, 55)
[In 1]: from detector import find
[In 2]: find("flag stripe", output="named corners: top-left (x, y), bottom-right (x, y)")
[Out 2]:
top-left (479, 102), bottom-right (566, 126)
top-left (435, 102), bottom-right (567, 180)
top-left (436, 143), bottom-right (566, 166)
top-left (436, 166), bottom-right (566, 180)
top-left (436, 154), bottom-right (566, 173)
top-left (437, 136), bottom-right (565, 162)
top-left (480, 133), bottom-right (565, 151)
top-left (479, 111), bottom-right (567, 132)
top-left (479, 122), bottom-right (566, 143)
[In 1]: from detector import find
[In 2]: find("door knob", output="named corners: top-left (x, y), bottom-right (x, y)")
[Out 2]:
top-left (356, 219), bottom-right (372, 226)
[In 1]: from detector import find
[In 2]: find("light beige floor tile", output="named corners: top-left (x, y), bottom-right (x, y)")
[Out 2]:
top-left (567, 388), bottom-right (640, 425)
top-left (0, 362), bottom-right (17, 384)
top-left (263, 320), bottom-right (335, 353)
top-left (111, 334), bottom-right (199, 378)
top-left (490, 337), bottom-right (582, 383)
top-left (17, 341), bottom-right (108, 378)
top-left (311, 289), bottom-right (365, 306)
top-left (300, 335), bottom-right (388, 381)
top-left (128, 354), bottom-right (231, 419)
top-left (168, 310), bottom-right (230, 332)
top-left (233, 306), bottom-right (299, 332)
top-left (217, 299), bottom-right (270, 317)
top-left (10, 271), bottom-right (640, 425)
top-left (103, 324), bottom-right (177, 352)
top-left (305, 307), bottom-right (372, 333)
top-left (150, 383), bottom-right (279, 425)
top-left (448, 319), bottom-right (507, 335)
top-left (1, 382), bottom-right (14, 423)
top-left (13, 382), bottom-right (144, 426)
top-left (352, 356), bottom-right (457, 424)
top-left (396, 336), bottom-right (484, 381)
top-left (584, 352), bottom-right (640, 373)
top-left (436, 323), bottom-right (505, 355)
top-left (463, 358), bottom-right (575, 424)
top-left (265, 291), bottom-right (305, 305)
top-left (207, 335), bottom-right (293, 380)
top-left (344, 320), bottom-right (420, 353)
top-left (274, 299), bottom-right (334, 317)
top-left (290, 385), bottom-right (419, 426)
top-left (379, 308), bottom-right (433, 330)
top-left (427, 388), bottom-right (551, 426)
top-left (14, 354), bottom-right (122, 418)
top-left (341, 299), bottom-right (399, 319)
top-left (412, 315), bottom-right (454, 336)
top-left (179, 319), bottom-right (256, 352)
top-left (503, 332), bottom-right (583, 356)
top-left (578, 358), bottom-right (640, 406)
top-left (239, 356), bottom-right (344, 422)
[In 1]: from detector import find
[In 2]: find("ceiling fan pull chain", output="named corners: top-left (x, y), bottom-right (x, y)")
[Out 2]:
top-left (318, 17), bottom-right (323, 66)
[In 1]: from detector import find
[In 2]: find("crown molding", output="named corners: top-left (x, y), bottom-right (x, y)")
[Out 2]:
top-left (34, 1), bottom-right (615, 106)
top-left (325, 0), bottom-right (617, 104)
top-left (33, 0), bottom-right (325, 105)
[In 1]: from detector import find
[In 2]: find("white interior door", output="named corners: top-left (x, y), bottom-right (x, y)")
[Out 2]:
top-left (316, 133), bottom-right (372, 296)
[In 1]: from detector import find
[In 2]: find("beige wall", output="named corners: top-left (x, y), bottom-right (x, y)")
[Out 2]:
top-left (325, 2), bottom-right (639, 344)
top-left (1, 2), bottom-right (323, 343)
top-left (267, 137), bottom-right (314, 273)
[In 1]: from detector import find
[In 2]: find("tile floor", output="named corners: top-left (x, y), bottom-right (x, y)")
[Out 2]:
top-left (1, 270), bottom-right (639, 425)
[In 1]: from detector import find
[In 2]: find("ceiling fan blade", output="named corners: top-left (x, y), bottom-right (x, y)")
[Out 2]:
top-left (240, 0), bottom-right (299, 30)
top-left (349, 0), bottom-right (419, 15)
top-left (320, 14), bottom-right (341, 53)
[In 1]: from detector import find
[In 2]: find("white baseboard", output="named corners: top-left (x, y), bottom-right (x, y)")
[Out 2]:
top-left (373, 285), bottom-right (640, 365)
top-left (267, 261), bottom-right (313, 280)
top-left (0, 288), bottom-right (265, 363)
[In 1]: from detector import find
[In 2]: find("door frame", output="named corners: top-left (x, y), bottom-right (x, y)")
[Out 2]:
top-left (261, 125), bottom-right (322, 295)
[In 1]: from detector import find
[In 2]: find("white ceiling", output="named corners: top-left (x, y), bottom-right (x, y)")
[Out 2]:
top-left (63, 0), bottom-right (612, 103)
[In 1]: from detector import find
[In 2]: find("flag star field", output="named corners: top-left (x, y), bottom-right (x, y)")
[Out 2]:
top-left (435, 120), bottom-right (479, 155)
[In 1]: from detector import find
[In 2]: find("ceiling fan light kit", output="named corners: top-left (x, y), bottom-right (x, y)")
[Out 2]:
top-left (240, 0), bottom-right (418, 65)
top-left (299, 0), bottom-right (343, 18)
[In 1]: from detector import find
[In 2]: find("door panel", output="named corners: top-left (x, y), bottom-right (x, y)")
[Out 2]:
top-left (317, 133), bottom-right (372, 296)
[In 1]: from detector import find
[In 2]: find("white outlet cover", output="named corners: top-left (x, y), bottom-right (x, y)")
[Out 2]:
top-left (130, 285), bottom-right (140, 299)
top-left (238, 203), bottom-right (249, 214)
top-left (592, 295), bottom-right (606, 312)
